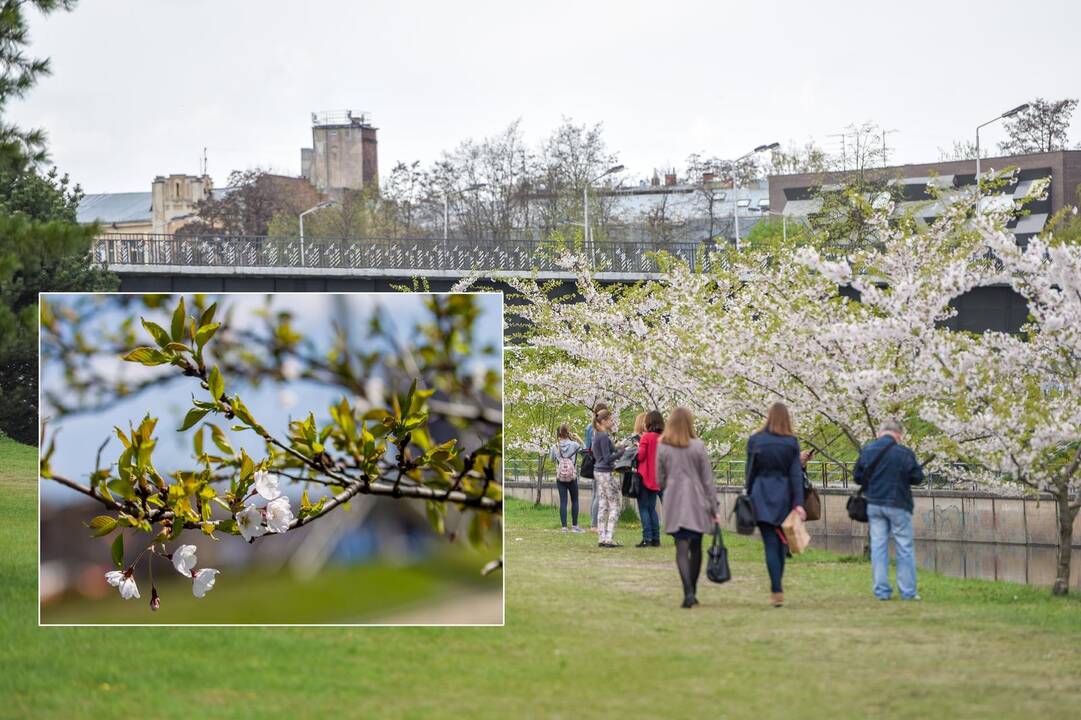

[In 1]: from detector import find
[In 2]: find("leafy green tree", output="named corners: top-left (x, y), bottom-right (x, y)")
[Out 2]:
top-left (0, 0), bottom-right (117, 443)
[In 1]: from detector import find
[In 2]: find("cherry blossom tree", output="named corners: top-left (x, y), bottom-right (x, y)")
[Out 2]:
top-left (505, 175), bottom-right (1081, 595)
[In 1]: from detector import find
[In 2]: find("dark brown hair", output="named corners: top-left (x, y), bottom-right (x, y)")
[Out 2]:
top-left (592, 408), bottom-right (613, 431)
top-left (557, 423), bottom-right (572, 440)
top-left (660, 407), bottom-right (696, 448)
top-left (645, 410), bottom-right (664, 434)
top-left (761, 401), bottom-right (795, 437)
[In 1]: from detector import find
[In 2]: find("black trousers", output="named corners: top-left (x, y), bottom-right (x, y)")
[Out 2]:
top-left (556, 478), bottom-right (580, 527)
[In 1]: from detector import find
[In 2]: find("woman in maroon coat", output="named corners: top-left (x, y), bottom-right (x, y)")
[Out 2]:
top-left (635, 410), bottom-right (664, 547)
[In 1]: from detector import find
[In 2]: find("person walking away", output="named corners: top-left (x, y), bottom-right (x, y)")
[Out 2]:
top-left (635, 410), bottom-right (664, 547)
top-left (591, 409), bottom-right (625, 548)
top-left (855, 418), bottom-right (925, 601)
top-left (551, 424), bottom-right (586, 533)
top-left (656, 407), bottom-right (718, 608)
top-left (745, 402), bottom-right (805, 608)
top-left (586, 403), bottom-right (609, 532)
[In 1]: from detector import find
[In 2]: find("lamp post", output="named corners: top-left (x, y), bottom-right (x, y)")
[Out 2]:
top-left (731, 143), bottom-right (779, 249)
top-left (583, 164), bottom-right (624, 247)
top-left (975, 103), bottom-right (1029, 213)
top-left (299, 200), bottom-right (338, 266)
top-left (443, 183), bottom-right (488, 239)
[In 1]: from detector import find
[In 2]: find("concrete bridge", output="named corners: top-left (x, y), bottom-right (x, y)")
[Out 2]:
top-left (93, 232), bottom-right (1027, 334)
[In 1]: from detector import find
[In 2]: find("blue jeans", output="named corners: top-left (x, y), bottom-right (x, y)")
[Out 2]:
top-left (637, 487), bottom-right (660, 542)
top-left (758, 523), bottom-right (786, 593)
top-left (868, 503), bottom-right (917, 599)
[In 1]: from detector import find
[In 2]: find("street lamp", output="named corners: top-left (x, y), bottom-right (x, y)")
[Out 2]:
top-left (443, 183), bottom-right (488, 239)
top-left (583, 164), bottom-right (624, 245)
top-left (975, 103), bottom-right (1029, 212)
top-left (732, 142), bottom-right (779, 248)
top-left (299, 200), bottom-right (338, 265)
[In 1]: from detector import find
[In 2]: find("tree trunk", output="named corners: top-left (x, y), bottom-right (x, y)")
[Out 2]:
top-left (534, 455), bottom-right (545, 507)
top-left (1052, 487), bottom-right (1077, 596)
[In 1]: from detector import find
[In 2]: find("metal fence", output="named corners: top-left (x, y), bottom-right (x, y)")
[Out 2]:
top-left (506, 458), bottom-right (1001, 494)
top-left (92, 233), bottom-right (708, 275)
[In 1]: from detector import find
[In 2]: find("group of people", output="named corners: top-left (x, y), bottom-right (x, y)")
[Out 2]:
top-left (550, 401), bottom-right (926, 608)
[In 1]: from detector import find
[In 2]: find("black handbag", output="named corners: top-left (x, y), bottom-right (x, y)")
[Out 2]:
top-left (706, 524), bottom-right (731, 583)
top-left (579, 449), bottom-right (595, 479)
top-left (733, 494), bottom-right (756, 535)
top-left (803, 473), bottom-right (822, 522)
top-left (847, 438), bottom-right (896, 523)
top-left (621, 457), bottom-right (642, 498)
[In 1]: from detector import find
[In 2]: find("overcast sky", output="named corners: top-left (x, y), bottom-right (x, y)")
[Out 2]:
top-left (10, 0), bottom-right (1081, 193)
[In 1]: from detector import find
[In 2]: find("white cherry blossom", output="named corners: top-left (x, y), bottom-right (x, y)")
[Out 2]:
top-left (172, 544), bottom-right (198, 576)
top-left (192, 568), bottom-right (219, 598)
top-left (265, 495), bottom-right (294, 534)
top-left (105, 569), bottom-right (139, 599)
top-left (252, 470), bottom-right (281, 500)
top-left (236, 504), bottom-right (267, 542)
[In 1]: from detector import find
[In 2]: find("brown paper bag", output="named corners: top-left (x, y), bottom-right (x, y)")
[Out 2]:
top-left (782, 510), bottom-right (811, 554)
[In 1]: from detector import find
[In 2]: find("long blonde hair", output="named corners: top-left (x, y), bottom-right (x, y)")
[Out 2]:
top-left (660, 407), bottom-right (697, 448)
top-left (761, 401), bottom-right (795, 436)
top-left (633, 412), bottom-right (647, 435)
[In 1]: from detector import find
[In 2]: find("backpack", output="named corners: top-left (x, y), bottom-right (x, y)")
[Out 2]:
top-left (556, 444), bottom-right (577, 483)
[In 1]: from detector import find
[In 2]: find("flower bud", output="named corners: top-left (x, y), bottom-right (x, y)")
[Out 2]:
top-left (150, 586), bottom-right (161, 611)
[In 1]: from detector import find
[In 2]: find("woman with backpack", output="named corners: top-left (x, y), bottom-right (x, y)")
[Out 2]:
top-left (635, 410), bottom-right (664, 548)
top-left (591, 408), bottom-right (626, 548)
top-left (550, 424), bottom-right (586, 533)
top-left (745, 401), bottom-right (806, 608)
top-left (656, 407), bottom-right (718, 608)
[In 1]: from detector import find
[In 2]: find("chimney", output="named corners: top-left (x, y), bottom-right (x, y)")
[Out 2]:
top-left (651, 171), bottom-right (660, 187)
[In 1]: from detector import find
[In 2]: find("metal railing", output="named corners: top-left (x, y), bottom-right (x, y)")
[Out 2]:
top-left (92, 233), bottom-right (708, 275)
top-left (505, 458), bottom-right (1002, 494)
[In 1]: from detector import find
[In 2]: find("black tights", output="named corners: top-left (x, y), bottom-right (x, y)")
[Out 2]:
top-left (675, 535), bottom-right (703, 598)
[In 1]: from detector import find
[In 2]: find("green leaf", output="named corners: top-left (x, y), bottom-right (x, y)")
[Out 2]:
top-left (193, 426), bottom-right (204, 457)
top-left (111, 533), bottom-right (124, 570)
top-left (141, 318), bottom-right (172, 348)
top-left (195, 322), bottom-right (220, 348)
top-left (122, 347), bottom-right (170, 366)
top-left (87, 515), bottom-right (118, 537)
top-left (209, 424), bottom-right (235, 456)
top-left (199, 302), bottom-right (218, 328)
top-left (170, 517), bottom-right (185, 540)
top-left (425, 501), bottom-right (445, 535)
top-left (239, 451), bottom-right (255, 481)
top-left (207, 366), bottom-right (224, 402)
top-left (179, 407), bottom-right (209, 431)
top-left (171, 297), bottom-right (187, 342)
top-left (107, 476), bottom-right (136, 501)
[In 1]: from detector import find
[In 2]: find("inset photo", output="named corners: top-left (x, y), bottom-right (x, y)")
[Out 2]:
top-left (39, 292), bottom-right (503, 625)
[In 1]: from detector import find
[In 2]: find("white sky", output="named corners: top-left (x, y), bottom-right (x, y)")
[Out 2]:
top-left (10, 0), bottom-right (1081, 193)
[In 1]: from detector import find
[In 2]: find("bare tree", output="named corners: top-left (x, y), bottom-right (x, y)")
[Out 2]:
top-left (937, 140), bottom-right (988, 161)
top-left (183, 169), bottom-right (320, 237)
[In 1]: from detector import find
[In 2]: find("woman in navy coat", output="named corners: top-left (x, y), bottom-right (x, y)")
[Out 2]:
top-left (745, 402), bottom-right (806, 607)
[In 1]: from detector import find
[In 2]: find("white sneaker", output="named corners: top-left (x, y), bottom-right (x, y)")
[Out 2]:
top-left (561, 526), bottom-right (569, 533)
top-left (571, 526), bottom-right (587, 534)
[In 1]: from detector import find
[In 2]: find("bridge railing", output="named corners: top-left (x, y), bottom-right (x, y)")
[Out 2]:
top-left (92, 233), bottom-right (709, 275)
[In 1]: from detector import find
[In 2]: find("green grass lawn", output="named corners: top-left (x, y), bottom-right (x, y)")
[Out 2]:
top-left (4, 437), bottom-right (1081, 718)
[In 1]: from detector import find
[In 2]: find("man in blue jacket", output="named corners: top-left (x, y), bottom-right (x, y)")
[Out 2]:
top-left (854, 419), bottom-right (925, 600)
